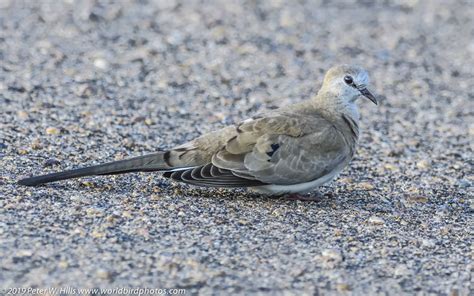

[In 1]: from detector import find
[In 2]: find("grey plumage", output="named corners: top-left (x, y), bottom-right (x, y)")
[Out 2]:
top-left (17, 153), bottom-right (170, 186)
top-left (18, 64), bottom-right (377, 195)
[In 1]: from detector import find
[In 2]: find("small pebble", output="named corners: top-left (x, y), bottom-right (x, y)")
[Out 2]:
top-left (17, 110), bottom-right (29, 119)
top-left (58, 260), bottom-right (69, 269)
top-left (86, 208), bottom-right (103, 217)
top-left (81, 181), bottom-right (96, 188)
top-left (30, 140), bottom-right (42, 150)
top-left (17, 149), bottom-right (28, 155)
top-left (122, 211), bottom-right (133, 218)
top-left (320, 249), bottom-right (343, 264)
top-left (91, 230), bottom-right (105, 239)
top-left (368, 216), bottom-right (385, 225)
top-left (416, 159), bottom-right (431, 170)
top-left (16, 249), bottom-right (33, 257)
top-left (105, 214), bottom-right (118, 223)
top-left (93, 58), bottom-right (109, 70)
top-left (336, 283), bottom-right (351, 292)
top-left (44, 158), bottom-right (61, 167)
top-left (45, 127), bottom-right (60, 135)
top-left (407, 195), bottom-right (428, 203)
top-left (358, 182), bottom-right (375, 190)
top-left (421, 239), bottom-right (436, 248)
top-left (150, 194), bottom-right (161, 201)
top-left (96, 269), bottom-right (111, 280)
top-left (394, 264), bottom-right (409, 276)
top-left (383, 164), bottom-right (399, 171)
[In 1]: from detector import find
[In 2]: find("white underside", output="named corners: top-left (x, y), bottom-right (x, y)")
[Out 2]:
top-left (167, 165), bottom-right (344, 196)
top-left (249, 168), bottom-right (343, 195)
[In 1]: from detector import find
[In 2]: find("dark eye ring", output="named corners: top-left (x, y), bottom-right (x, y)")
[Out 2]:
top-left (344, 75), bottom-right (353, 85)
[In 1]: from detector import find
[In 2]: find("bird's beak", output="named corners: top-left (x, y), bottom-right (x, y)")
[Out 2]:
top-left (359, 87), bottom-right (378, 105)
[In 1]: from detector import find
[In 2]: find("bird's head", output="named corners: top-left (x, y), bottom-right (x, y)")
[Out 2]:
top-left (319, 65), bottom-right (378, 105)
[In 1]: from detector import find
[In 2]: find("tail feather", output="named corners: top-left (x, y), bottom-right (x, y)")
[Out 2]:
top-left (17, 152), bottom-right (168, 186)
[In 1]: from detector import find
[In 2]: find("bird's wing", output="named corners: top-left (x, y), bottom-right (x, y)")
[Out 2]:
top-left (164, 112), bottom-right (352, 187)
top-left (162, 163), bottom-right (267, 187)
top-left (214, 113), bottom-right (351, 185)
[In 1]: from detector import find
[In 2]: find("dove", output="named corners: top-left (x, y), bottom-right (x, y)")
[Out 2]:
top-left (18, 64), bottom-right (377, 200)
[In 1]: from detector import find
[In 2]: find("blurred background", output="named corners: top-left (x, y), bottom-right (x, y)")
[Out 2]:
top-left (0, 0), bottom-right (472, 294)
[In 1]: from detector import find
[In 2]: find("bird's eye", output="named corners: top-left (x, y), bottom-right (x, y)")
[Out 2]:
top-left (344, 75), bottom-right (353, 85)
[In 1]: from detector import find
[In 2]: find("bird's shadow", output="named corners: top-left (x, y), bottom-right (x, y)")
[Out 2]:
top-left (19, 175), bottom-right (382, 210)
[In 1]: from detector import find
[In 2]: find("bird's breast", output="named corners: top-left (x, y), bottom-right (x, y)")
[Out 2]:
top-left (250, 164), bottom-right (346, 195)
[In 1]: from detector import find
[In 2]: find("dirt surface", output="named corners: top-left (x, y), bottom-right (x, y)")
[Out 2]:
top-left (1, 0), bottom-right (472, 294)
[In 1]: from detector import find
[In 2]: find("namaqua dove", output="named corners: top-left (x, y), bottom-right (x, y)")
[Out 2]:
top-left (18, 65), bottom-right (378, 199)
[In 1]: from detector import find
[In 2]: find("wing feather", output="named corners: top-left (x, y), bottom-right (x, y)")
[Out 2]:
top-left (162, 164), bottom-right (266, 187)
top-left (212, 113), bottom-right (353, 185)
top-left (164, 110), bottom-right (354, 188)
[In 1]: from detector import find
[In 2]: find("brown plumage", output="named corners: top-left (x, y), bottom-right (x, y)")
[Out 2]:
top-left (18, 65), bottom-right (377, 195)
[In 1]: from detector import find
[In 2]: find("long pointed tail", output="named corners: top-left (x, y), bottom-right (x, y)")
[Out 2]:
top-left (17, 152), bottom-right (170, 186)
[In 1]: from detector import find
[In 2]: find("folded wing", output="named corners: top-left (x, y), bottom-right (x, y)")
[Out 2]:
top-left (164, 112), bottom-right (351, 187)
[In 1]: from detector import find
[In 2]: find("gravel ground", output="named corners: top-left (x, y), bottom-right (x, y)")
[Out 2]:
top-left (1, 0), bottom-right (472, 294)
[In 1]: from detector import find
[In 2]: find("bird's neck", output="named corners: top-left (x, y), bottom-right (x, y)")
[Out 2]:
top-left (310, 92), bottom-right (361, 146)
top-left (279, 93), bottom-right (360, 126)
top-left (311, 93), bottom-right (360, 124)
